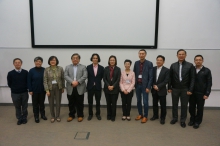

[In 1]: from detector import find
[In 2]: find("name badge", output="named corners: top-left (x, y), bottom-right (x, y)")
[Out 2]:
top-left (52, 80), bottom-right (57, 84)
top-left (126, 80), bottom-right (131, 84)
top-left (138, 75), bottom-right (142, 78)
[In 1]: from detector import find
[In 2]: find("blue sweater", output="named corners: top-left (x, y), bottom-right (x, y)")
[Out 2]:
top-left (7, 69), bottom-right (28, 94)
top-left (27, 67), bottom-right (45, 93)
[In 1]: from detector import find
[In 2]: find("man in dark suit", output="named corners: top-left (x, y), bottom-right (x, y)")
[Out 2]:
top-left (133, 49), bottom-right (153, 123)
top-left (87, 53), bottom-right (104, 121)
top-left (168, 49), bottom-right (196, 128)
top-left (150, 55), bottom-right (169, 125)
top-left (188, 55), bottom-right (212, 129)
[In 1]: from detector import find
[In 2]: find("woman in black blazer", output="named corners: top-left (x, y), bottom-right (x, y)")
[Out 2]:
top-left (103, 55), bottom-right (121, 122)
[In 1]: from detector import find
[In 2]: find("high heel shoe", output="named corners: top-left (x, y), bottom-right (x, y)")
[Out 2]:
top-left (122, 116), bottom-right (126, 121)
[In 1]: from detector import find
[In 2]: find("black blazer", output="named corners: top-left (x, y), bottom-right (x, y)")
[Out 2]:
top-left (151, 66), bottom-right (170, 96)
top-left (86, 64), bottom-right (104, 91)
top-left (103, 66), bottom-right (121, 94)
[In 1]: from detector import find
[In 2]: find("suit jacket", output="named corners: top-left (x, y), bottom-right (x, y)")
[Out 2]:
top-left (133, 59), bottom-right (153, 89)
top-left (64, 64), bottom-right (88, 95)
top-left (119, 70), bottom-right (135, 93)
top-left (103, 66), bottom-right (121, 94)
top-left (43, 66), bottom-right (65, 91)
top-left (151, 66), bottom-right (170, 96)
top-left (86, 64), bottom-right (104, 91)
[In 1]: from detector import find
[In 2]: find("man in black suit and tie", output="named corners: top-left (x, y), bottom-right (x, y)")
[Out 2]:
top-left (87, 53), bottom-right (104, 121)
top-left (150, 55), bottom-right (169, 125)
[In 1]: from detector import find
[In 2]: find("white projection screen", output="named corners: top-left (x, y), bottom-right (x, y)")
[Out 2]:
top-left (30, 0), bottom-right (160, 48)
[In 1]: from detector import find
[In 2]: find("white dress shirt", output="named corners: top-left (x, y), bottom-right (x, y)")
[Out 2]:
top-left (156, 66), bottom-right (163, 82)
top-left (179, 63), bottom-right (182, 81)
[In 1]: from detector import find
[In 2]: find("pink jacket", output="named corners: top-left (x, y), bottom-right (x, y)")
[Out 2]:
top-left (119, 70), bottom-right (135, 93)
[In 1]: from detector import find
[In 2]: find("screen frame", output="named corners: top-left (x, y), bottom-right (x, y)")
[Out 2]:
top-left (29, 0), bottom-right (160, 49)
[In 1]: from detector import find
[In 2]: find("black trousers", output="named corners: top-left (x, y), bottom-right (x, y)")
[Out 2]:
top-left (172, 88), bottom-right (189, 122)
top-left (120, 91), bottom-right (133, 116)
top-left (32, 92), bottom-right (46, 117)
top-left (67, 87), bottom-right (84, 117)
top-left (189, 93), bottom-right (205, 124)
top-left (105, 93), bottom-right (118, 119)
top-left (87, 86), bottom-right (102, 116)
top-left (152, 93), bottom-right (167, 120)
top-left (11, 92), bottom-right (29, 120)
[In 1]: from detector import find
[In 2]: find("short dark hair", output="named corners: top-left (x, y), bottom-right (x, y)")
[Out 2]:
top-left (194, 54), bottom-right (204, 60)
top-left (139, 49), bottom-right (147, 54)
top-left (108, 55), bottom-right (117, 66)
top-left (156, 55), bottom-right (165, 61)
top-left (90, 53), bottom-right (101, 62)
top-left (71, 53), bottom-right (81, 60)
top-left (34, 56), bottom-right (43, 62)
top-left (13, 58), bottom-right (22, 64)
top-left (177, 49), bottom-right (187, 55)
top-left (124, 59), bottom-right (132, 65)
top-left (48, 56), bottom-right (59, 65)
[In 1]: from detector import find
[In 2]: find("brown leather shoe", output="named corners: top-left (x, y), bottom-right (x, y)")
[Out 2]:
top-left (78, 117), bottom-right (83, 122)
top-left (67, 117), bottom-right (73, 122)
top-left (135, 115), bottom-right (143, 121)
top-left (141, 117), bottom-right (148, 123)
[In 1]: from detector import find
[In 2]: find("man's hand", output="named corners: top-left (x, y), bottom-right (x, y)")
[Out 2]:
top-left (71, 81), bottom-right (79, 87)
top-left (187, 91), bottom-right (192, 95)
top-left (203, 95), bottom-right (208, 99)
top-left (168, 90), bottom-right (172, 93)
top-left (153, 85), bottom-right (159, 91)
top-left (29, 92), bottom-right (33, 95)
top-left (146, 88), bottom-right (150, 93)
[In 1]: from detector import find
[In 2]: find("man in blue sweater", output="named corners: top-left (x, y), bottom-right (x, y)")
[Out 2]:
top-left (7, 58), bottom-right (29, 125)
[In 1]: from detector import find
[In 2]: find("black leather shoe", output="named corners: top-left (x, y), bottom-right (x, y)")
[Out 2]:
top-left (22, 119), bottom-right (27, 124)
top-left (188, 121), bottom-right (194, 126)
top-left (150, 116), bottom-right (159, 121)
top-left (17, 119), bottom-right (22, 125)
top-left (41, 115), bottom-right (47, 120)
top-left (107, 116), bottom-right (111, 120)
top-left (160, 119), bottom-right (165, 125)
top-left (111, 117), bottom-right (115, 122)
top-left (87, 115), bottom-right (93, 121)
top-left (170, 119), bottom-right (178, 124)
top-left (96, 115), bottom-right (101, 120)
top-left (180, 122), bottom-right (186, 128)
top-left (35, 117), bottom-right (40, 123)
top-left (193, 123), bottom-right (199, 129)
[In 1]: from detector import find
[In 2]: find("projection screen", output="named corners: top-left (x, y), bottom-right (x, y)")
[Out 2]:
top-left (30, 0), bottom-right (160, 48)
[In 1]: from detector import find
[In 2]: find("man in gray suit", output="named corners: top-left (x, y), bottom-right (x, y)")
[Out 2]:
top-left (65, 53), bottom-right (88, 122)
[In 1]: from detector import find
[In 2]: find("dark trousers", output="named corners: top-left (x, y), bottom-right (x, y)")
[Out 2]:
top-left (120, 91), bottom-right (133, 116)
top-left (105, 93), bottom-right (118, 119)
top-left (11, 91), bottom-right (29, 120)
top-left (152, 93), bottom-right (167, 120)
top-left (189, 93), bottom-right (205, 124)
top-left (172, 88), bottom-right (189, 122)
top-left (67, 87), bottom-right (84, 117)
top-left (32, 92), bottom-right (46, 118)
top-left (87, 86), bottom-right (102, 116)
top-left (48, 85), bottom-right (62, 118)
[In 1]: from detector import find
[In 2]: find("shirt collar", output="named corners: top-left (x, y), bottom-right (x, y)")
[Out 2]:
top-left (72, 63), bottom-right (79, 67)
top-left (195, 65), bottom-right (203, 69)
top-left (15, 68), bottom-right (22, 72)
top-left (157, 66), bottom-right (163, 69)
top-left (93, 64), bottom-right (98, 67)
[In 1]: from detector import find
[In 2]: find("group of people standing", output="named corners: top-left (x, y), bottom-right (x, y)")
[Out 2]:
top-left (7, 49), bottom-right (212, 129)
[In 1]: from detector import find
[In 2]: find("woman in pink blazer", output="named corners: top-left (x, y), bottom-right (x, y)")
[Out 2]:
top-left (120, 59), bottom-right (135, 121)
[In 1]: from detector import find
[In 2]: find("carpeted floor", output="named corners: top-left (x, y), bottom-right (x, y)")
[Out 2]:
top-left (0, 106), bottom-right (219, 146)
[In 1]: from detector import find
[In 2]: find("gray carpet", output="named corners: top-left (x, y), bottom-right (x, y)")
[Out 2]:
top-left (0, 106), bottom-right (219, 146)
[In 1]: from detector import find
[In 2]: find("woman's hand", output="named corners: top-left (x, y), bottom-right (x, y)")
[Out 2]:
top-left (46, 91), bottom-right (50, 97)
top-left (29, 92), bottom-right (33, 95)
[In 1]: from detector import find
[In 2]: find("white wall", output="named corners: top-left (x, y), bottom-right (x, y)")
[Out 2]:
top-left (0, 0), bottom-right (220, 107)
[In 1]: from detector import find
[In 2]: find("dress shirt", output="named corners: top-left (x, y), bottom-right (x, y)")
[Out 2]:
top-left (73, 64), bottom-right (78, 80)
top-left (93, 64), bottom-right (98, 76)
top-left (179, 62), bottom-right (182, 81)
top-left (156, 66), bottom-right (163, 82)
